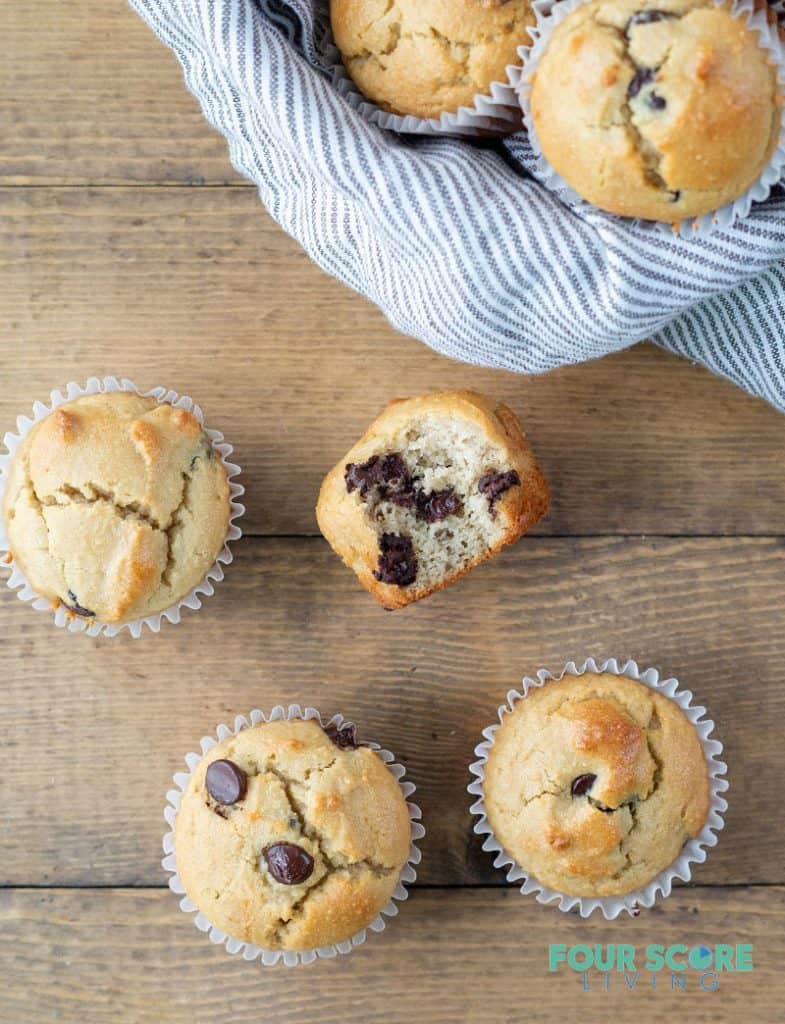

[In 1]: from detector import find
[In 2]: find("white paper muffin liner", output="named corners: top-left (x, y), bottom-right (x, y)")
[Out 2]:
top-left (0, 376), bottom-right (245, 638)
top-left (512, 0), bottom-right (785, 238)
top-left (468, 658), bottom-right (728, 919)
top-left (163, 705), bottom-right (425, 967)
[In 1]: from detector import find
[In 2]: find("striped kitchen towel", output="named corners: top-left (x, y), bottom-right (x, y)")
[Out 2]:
top-left (129, 0), bottom-right (785, 410)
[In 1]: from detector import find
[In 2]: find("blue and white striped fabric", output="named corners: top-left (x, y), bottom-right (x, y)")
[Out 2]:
top-left (129, 0), bottom-right (785, 410)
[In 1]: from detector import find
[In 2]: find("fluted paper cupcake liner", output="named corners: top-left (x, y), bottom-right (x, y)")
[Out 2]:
top-left (0, 376), bottom-right (244, 638)
top-left (468, 658), bottom-right (728, 919)
top-left (512, 0), bottom-right (785, 238)
top-left (163, 705), bottom-right (425, 967)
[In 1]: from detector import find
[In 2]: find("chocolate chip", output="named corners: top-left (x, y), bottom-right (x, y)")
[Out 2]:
top-left (627, 66), bottom-right (654, 99)
top-left (417, 488), bottom-right (463, 523)
top-left (205, 759), bottom-right (247, 805)
top-left (647, 91), bottom-right (667, 111)
top-left (190, 438), bottom-right (213, 470)
top-left (345, 451), bottom-right (463, 526)
top-left (263, 842), bottom-right (315, 885)
top-left (625, 9), bottom-right (677, 35)
top-left (345, 456), bottom-right (377, 496)
top-left (324, 721), bottom-right (359, 749)
top-left (345, 453), bottom-right (411, 499)
top-left (373, 533), bottom-right (417, 586)
top-left (388, 488), bottom-right (417, 510)
top-left (478, 469), bottom-right (520, 517)
top-left (378, 454), bottom-right (409, 487)
top-left (66, 590), bottom-right (95, 618)
top-left (570, 773), bottom-right (597, 797)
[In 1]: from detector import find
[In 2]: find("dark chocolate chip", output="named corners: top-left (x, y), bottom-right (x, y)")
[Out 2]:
top-left (388, 488), bottom-right (417, 510)
top-left (625, 9), bottom-right (677, 35)
top-left (647, 90), bottom-right (667, 111)
top-left (627, 66), bottom-right (654, 99)
top-left (373, 533), bottom-right (417, 586)
top-left (345, 456), bottom-right (378, 496)
top-left (378, 453), bottom-right (410, 487)
top-left (345, 453), bottom-right (411, 499)
top-left (345, 451), bottom-right (463, 525)
top-left (205, 759), bottom-right (247, 805)
top-left (324, 721), bottom-right (359, 749)
top-left (570, 773), bottom-right (597, 798)
top-left (417, 488), bottom-right (463, 523)
top-left (66, 590), bottom-right (95, 618)
top-left (263, 842), bottom-right (315, 885)
top-left (190, 438), bottom-right (214, 471)
top-left (478, 469), bottom-right (520, 517)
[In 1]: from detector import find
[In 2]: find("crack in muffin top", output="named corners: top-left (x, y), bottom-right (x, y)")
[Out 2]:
top-left (530, 0), bottom-right (781, 222)
top-left (483, 671), bottom-right (710, 897)
top-left (2, 391), bottom-right (231, 624)
top-left (174, 718), bottom-right (412, 951)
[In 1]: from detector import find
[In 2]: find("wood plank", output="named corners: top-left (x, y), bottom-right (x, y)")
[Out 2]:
top-left (0, 887), bottom-right (781, 1024)
top-left (0, 0), bottom-right (244, 185)
top-left (2, 187), bottom-right (784, 537)
top-left (0, 536), bottom-right (782, 887)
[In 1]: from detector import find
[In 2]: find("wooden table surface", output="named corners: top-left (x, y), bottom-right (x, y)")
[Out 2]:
top-left (2, 4), bottom-right (785, 1022)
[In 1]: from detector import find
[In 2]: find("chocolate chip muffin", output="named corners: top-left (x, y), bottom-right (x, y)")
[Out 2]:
top-left (529, 0), bottom-right (782, 222)
top-left (174, 718), bottom-right (412, 952)
top-left (331, 0), bottom-right (535, 119)
top-left (483, 672), bottom-right (711, 897)
top-left (316, 391), bottom-right (549, 610)
top-left (2, 391), bottom-right (230, 625)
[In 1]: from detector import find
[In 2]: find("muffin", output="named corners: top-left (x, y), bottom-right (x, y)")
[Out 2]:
top-left (2, 391), bottom-right (231, 625)
top-left (331, 0), bottom-right (536, 119)
top-left (174, 717), bottom-right (413, 952)
top-left (483, 671), bottom-right (711, 897)
top-left (316, 391), bottom-right (549, 610)
top-left (528, 0), bottom-right (782, 222)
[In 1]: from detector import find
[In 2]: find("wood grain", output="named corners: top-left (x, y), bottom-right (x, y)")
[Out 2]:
top-left (2, 186), bottom-right (784, 537)
top-left (0, 536), bottom-right (782, 887)
top-left (1, 887), bottom-right (781, 1024)
top-left (0, 1), bottom-right (245, 185)
top-left (3, 0), bottom-right (785, 1017)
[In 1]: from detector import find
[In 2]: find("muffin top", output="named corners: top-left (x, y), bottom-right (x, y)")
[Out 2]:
top-left (483, 672), bottom-right (710, 897)
top-left (332, 0), bottom-right (535, 119)
top-left (174, 718), bottom-right (412, 952)
top-left (2, 392), bottom-right (230, 625)
top-left (530, 0), bottom-right (781, 222)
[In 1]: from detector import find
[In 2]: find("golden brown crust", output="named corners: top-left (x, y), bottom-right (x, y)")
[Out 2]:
top-left (530, 0), bottom-right (781, 222)
top-left (315, 390), bottom-right (549, 609)
top-left (484, 672), bottom-right (711, 897)
top-left (2, 392), bottom-right (231, 624)
top-left (331, 0), bottom-right (535, 119)
top-left (174, 719), bottom-right (412, 952)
